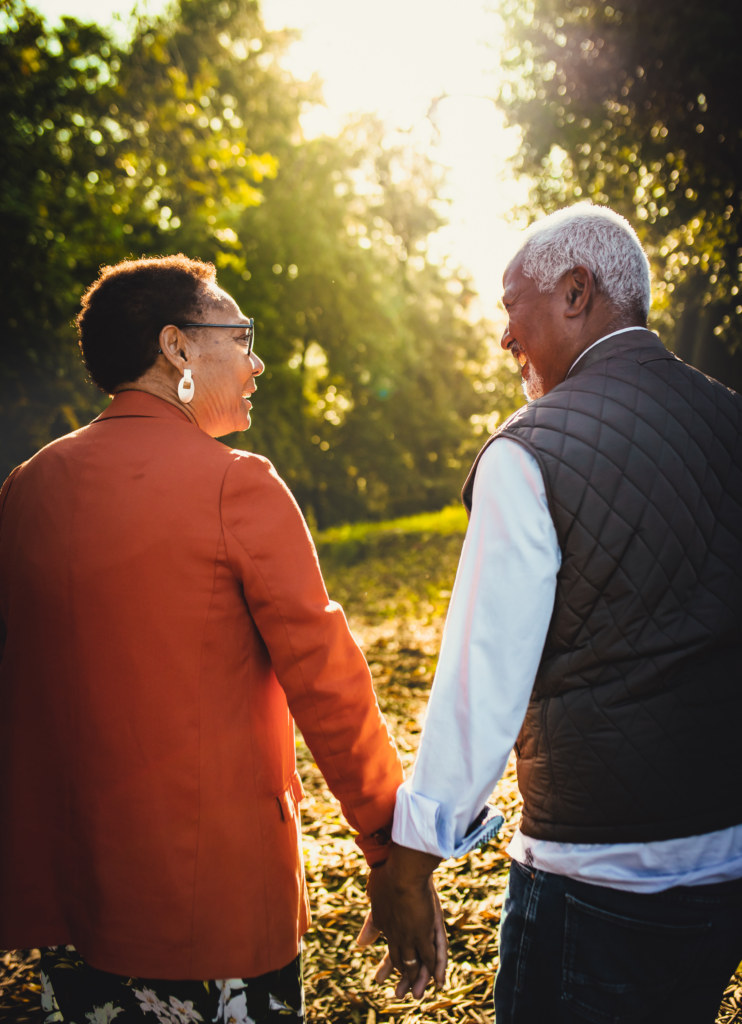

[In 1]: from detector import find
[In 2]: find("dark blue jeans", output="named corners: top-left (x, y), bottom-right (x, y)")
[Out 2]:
top-left (495, 859), bottom-right (742, 1023)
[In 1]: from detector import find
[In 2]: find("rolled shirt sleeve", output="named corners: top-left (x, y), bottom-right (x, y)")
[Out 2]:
top-left (392, 438), bottom-right (561, 859)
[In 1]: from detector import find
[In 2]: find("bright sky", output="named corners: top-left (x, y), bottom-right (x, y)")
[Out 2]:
top-left (33, 0), bottom-right (530, 319)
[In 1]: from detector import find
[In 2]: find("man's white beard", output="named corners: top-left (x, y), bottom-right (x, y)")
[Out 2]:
top-left (522, 364), bottom-right (545, 402)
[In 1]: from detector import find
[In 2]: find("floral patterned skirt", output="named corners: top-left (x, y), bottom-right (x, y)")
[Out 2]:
top-left (39, 945), bottom-right (304, 1023)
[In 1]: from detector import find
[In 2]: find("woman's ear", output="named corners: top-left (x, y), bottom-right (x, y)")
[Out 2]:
top-left (158, 325), bottom-right (187, 370)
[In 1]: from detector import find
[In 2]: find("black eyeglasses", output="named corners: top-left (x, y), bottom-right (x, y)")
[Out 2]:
top-left (175, 318), bottom-right (255, 356)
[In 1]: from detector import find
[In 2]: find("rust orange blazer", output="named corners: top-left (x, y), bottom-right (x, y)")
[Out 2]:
top-left (0, 391), bottom-right (403, 980)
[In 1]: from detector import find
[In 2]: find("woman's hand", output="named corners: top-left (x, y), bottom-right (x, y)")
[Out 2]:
top-left (356, 843), bottom-right (447, 1000)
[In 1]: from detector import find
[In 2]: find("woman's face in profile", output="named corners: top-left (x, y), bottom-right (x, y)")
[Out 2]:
top-left (185, 289), bottom-right (265, 437)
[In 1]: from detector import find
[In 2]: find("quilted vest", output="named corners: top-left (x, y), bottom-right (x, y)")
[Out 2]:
top-left (462, 329), bottom-right (742, 844)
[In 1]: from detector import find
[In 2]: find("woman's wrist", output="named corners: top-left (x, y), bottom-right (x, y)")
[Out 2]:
top-left (386, 842), bottom-right (442, 886)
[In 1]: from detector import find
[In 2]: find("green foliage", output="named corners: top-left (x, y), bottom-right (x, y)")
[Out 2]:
top-left (496, 0), bottom-right (742, 387)
top-left (0, 0), bottom-right (522, 522)
top-left (1, 0), bottom-right (285, 465)
top-left (222, 117), bottom-right (522, 526)
top-left (316, 505), bottom-right (467, 622)
top-left (318, 503), bottom-right (468, 547)
top-left (316, 502), bottom-right (467, 566)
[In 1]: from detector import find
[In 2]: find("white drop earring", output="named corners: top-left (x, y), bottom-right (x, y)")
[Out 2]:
top-left (177, 367), bottom-right (194, 404)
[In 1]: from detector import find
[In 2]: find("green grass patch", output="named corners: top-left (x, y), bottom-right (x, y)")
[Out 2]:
top-left (316, 504), bottom-right (467, 562)
top-left (316, 502), bottom-right (468, 545)
top-left (316, 505), bottom-right (468, 622)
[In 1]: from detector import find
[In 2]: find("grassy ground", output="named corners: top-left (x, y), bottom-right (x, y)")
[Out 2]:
top-left (2, 508), bottom-right (741, 1022)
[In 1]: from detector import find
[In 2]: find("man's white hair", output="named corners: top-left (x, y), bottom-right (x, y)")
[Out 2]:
top-left (516, 203), bottom-right (651, 320)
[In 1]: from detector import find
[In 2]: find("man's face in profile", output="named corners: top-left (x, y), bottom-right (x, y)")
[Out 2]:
top-left (500, 259), bottom-right (551, 401)
top-left (500, 258), bottom-right (595, 400)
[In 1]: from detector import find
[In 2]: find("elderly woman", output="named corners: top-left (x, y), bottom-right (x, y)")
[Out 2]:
top-left (0, 255), bottom-right (404, 1023)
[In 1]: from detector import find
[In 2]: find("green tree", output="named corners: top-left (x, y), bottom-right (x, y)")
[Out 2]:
top-left (1, 0), bottom-right (281, 468)
top-left (496, 0), bottom-right (742, 388)
top-left (1, 0), bottom-right (522, 521)
top-left (220, 116), bottom-right (522, 525)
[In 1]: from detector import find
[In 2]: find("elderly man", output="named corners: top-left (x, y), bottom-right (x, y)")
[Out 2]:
top-left (369, 204), bottom-right (742, 1022)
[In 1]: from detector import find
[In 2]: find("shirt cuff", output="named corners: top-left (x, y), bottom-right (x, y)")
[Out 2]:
top-left (392, 781), bottom-right (504, 859)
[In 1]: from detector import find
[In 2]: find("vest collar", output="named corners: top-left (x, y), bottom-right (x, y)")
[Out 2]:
top-left (92, 390), bottom-right (193, 424)
top-left (566, 328), bottom-right (669, 380)
top-left (462, 329), bottom-right (674, 513)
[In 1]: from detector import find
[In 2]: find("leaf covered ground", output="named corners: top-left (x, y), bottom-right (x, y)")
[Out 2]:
top-left (2, 511), bottom-right (741, 1022)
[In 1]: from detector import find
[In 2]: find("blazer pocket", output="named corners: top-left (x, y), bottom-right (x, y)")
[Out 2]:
top-left (276, 771), bottom-right (305, 823)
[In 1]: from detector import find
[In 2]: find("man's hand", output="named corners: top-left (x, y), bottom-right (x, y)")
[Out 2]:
top-left (356, 843), bottom-right (446, 1000)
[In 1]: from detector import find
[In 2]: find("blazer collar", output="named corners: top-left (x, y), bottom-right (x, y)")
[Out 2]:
top-left (92, 390), bottom-right (193, 424)
top-left (566, 328), bottom-right (668, 380)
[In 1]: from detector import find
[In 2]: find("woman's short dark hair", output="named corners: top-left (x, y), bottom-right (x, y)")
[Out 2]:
top-left (77, 254), bottom-right (217, 393)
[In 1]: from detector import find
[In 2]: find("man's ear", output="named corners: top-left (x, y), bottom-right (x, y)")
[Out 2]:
top-left (564, 265), bottom-right (595, 319)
